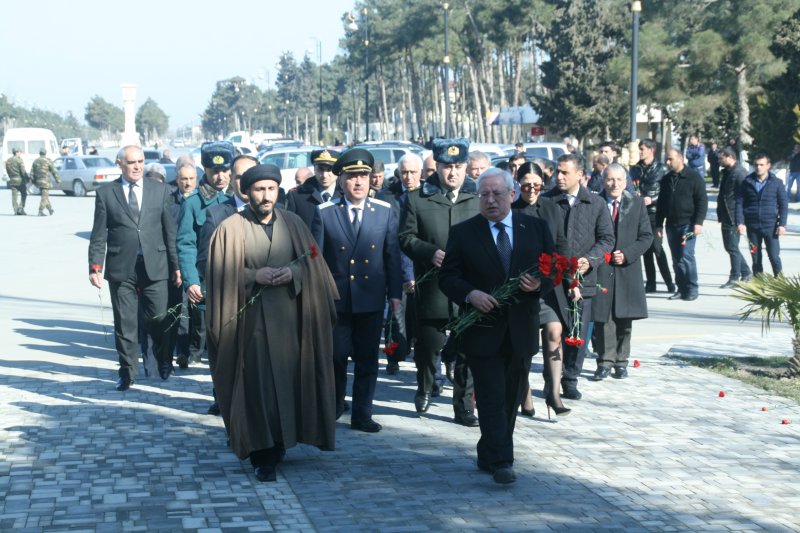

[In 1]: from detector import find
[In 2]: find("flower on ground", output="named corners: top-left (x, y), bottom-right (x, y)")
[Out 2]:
top-left (633, 360), bottom-right (641, 368)
top-left (718, 390), bottom-right (726, 398)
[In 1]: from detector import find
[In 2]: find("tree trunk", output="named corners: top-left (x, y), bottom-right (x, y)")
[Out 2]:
top-left (466, 57), bottom-right (486, 142)
top-left (408, 50), bottom-right (426, 142)
top-left (786, 336), bottom-right (800, 378)
top-left (379, 65), bottom-right (390, 140)
top-left (511, 47), bottom-right (523, 143)
top-left (737, 64), bottom-right (753, 146)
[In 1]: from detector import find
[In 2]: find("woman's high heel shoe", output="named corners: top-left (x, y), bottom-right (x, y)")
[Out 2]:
top-left (545, 397), bottom-right (571, 419)
top-left (519, 405), bottom-right (535, 417)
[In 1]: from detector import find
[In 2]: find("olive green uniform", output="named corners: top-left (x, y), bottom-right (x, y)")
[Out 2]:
top-left (31, 155), bottom-right (61, 215)
top-left (5, 155), bottom-right (29, 215)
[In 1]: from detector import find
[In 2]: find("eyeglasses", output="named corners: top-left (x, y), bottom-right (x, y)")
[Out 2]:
top-left (478, 190), bottom-right (510, 200)
top-left (520, 183), bottom-right (542, 191)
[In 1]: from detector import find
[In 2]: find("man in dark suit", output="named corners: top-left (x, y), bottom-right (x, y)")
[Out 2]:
top-left (311, 148), bottom-right (402, 433)
top-left (89, 145), bottom-right (181, 391)
top-left (439, 167), bottom-right (554, 484)
top-left (591, 164), bottom-right (652, 381)
top-left (286, 149), bottom-right (341, 229)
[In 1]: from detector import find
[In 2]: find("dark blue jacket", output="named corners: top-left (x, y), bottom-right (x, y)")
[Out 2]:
top-left (311, 196), bottom-right (402, 314)
top-left (735, 172), bottom-right (789, 231)
top-left (686, 143), bottom-right (706, 177)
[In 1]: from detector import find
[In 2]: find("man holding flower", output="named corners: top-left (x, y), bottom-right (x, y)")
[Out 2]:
top-left (439, 168), bottom-right (554, 484)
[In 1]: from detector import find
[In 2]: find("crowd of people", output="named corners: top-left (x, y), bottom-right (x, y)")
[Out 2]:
top-left (85, 135), bottom-right (791, 485)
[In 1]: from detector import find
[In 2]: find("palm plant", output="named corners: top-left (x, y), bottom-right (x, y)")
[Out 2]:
top-left (733, 273), bottom-right (800, 378)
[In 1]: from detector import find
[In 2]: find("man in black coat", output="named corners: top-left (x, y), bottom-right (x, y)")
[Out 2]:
top-left (656, 149), bottom-right (708, 301)
top-left (399, 138), bottom-right (478, 425)
top-left (439, 168), bottom-right (553, 484)
top-left (88, 145), bottom-right (182, 391)
top-left (630, 139), bottom-right (674, 294)
top-left (591, 164), bottom-right (652, 381)
top-left (540, 154), bottom-right (614, 400)
top-left (285, 150), bottom-right (341, 229)
top-left (717, 147), bottom-right (752, 288)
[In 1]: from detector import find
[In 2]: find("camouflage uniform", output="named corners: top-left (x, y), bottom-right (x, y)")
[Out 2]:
top-left (5, 154), bottom-right (29, 215)
top-left (31, 155), bottom-right (61, 216)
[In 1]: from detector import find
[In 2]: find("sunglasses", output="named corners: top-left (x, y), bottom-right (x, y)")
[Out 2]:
top-left (520, 183), bottom-right (543, 191)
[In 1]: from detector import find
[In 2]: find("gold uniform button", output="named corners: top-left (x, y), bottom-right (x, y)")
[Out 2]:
top-left (364, 259), bottom-right (369, 264)
top-left (350, 275), bottom-right (355, 281)
top-left (350, 259), bottom-right (355, 264)
top-left (370, 244), bottom-right (376, 249)
top-left (340, 245), bottom-right (346, 251)
top-left (363, 275), bottom-right (369, 280)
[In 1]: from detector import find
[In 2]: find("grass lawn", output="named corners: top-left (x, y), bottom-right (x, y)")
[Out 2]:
top-left (670, 355), bottom-right (800, 404)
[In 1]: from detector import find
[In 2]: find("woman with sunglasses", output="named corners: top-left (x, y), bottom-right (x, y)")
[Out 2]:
top-left (512, 162), bottom-right (571, 419)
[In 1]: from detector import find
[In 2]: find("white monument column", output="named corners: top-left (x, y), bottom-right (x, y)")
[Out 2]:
top-left (120, 83), bottom-right (140, 147)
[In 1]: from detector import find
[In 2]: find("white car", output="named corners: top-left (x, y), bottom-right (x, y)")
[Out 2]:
top-left (468, 143), bottom-right (515, 157)
top-left (258, 147), bottom-right (322, 192)
top-left (521, 142), bottom-right (570, 161)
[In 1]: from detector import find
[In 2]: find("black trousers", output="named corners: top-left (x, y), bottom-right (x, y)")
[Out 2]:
top-left (594, 317), bottom-right (633, 368)
top-left (415, 319), bottom-right (474, 414)
top-left (467, 334), bottom-right (530, 469)
top-left (108, 257), bottom-right (169, 380)
top-left (721, 224), bottom-right (752, 281)
top-left (188, 299), bottom-right (206, 360)
top-left (747, 226), bottom-right (782, 276)
top-left (333, 311), bottom-right (383, 422)
top-left (562, 297), bottom-right (592, 384)
top-left (643, 215), bottom-right (673, 288)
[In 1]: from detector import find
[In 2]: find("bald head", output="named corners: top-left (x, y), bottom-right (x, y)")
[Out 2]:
top-left (295, 166), bottom-right (313, 187)
top-left (666, 148), bottom-right (684, 173)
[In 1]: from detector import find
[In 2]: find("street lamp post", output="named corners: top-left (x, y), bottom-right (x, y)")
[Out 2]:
top-left (363, 7), bottom-right (370, 142)
top-left (630, 1), bottom-right (641, 144)
top-left (443, 2), bottom-right (452, 138)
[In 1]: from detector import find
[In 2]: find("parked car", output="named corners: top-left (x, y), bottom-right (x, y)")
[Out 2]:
top-left (258, 146), bottom-right (322, 192)
top-left (468, 142), bottom-right (515, 157)
top-left (49, 155), bottom-right (121, 196)
top-left (521, 142), bottom-right (569, 161)
top-left (143, 149), bottom-right (162, 162)
top-left (352, 141), bottom-right (426, 174)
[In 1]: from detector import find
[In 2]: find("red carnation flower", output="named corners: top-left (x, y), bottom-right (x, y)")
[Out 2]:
top-left (554, 271), bottom-right (563, 285)
top-left (538, 253), bottom-right (552, 276)
top-left (633, 360), bottom-right (640, 368)
top-left (309, 245), bottom-right (319, 259)
top-left (782, 419), bottom-right (791, 425)
top-left (569, 278), bottom-right (580, 289)
top-left (761, 406), bottom-right (768, 412)
top-left (555, 255), bottom-right (569, 273)
top-left (569, 256), bottom-right (580, 275)
top-left (604, 252), bottom-right (612, 264)
top-left (718, 391), bottom-right (726, 398)
top-left (383, 341), bottom-right (399, 356)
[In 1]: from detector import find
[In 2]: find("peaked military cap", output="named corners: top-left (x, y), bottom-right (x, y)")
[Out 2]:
top-left (332, 148), bottom-right (374, 176)
top-left (240, 163), bottom-right (282, 192)
top-left (311, 149), bottom-right (340, 167)
top-left (200, 141), bottom-right (235, 170)
top-left (432, 137), bottom-right (470, 164)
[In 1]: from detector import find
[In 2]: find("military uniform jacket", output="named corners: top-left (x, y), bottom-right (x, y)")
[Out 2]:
top-left (311, 196), bottom-right (402, 315)
top-left (31, 156), bottom-right (60, 188)
top-left (286, 177), bottom-right (342, 229)
top-left (88, 177), bottom-right (178, 282)
top-left (5, 155), bottom-right (28, 184)
top-left (592, 191), bottom-right (652, 323)
top-left (176, 180), bottom-right (230, 289)
top-left (398, 173), bottom-right (479, 320)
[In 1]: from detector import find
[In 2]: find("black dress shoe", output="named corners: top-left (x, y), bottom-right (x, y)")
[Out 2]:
top-left (613, 366), bottom-right (629, 379)
top-left (207, 402), bottom-right (221, 415)
top-left (741, 274), bottom-right (753, 282)
top-left (644, 283), bottom-right (657, 293)
top-left (414, 392), bottom-right (432, 413)
top-left (176, 354), bottom-right (189, 369)
top-left (386, 361), bottom-right (399, 375)
top-left (477, 459), bottom-right (492, 473)
top-left (719, 280), bottom-right (737, 289)
top-left (682, 294), bottom-right (698, 301)
top-left (668, 292), bottom-right (684, 300)
top-left (350, 418), bottom-right (382, 433)
top-left (159, 364), bottom-right (174, 380)
top-left (445, 361), bottom-right (455, 384)
top-left (115, 377), bottom-right (134, 391)
top-left (454, 411), bottom-right (479, 427)
top-left (492, 466), bottom-right (516, 484)
top-left (593, 367), bottom-right (611, 381)
top-left (254, 465), bottom-right (277, 482)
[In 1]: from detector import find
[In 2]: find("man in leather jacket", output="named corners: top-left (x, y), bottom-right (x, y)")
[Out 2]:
top-left (717, 147), bottom-right (752, 288)
top-left (630, 139), bottom-right (675, 293)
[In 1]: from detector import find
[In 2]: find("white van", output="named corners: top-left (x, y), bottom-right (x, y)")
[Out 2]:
top-left (2, 127), bottom-right (59, 179)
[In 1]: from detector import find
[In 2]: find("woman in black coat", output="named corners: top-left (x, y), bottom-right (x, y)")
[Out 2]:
top-left (512, 162), bottom-right (571, 417)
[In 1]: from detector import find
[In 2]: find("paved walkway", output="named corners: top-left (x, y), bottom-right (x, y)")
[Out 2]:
top-left (1, 190), bottom-right (800, 532)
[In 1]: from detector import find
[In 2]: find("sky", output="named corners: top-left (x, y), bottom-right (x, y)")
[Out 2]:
top-left (0, 0), bottom-right (355, 130)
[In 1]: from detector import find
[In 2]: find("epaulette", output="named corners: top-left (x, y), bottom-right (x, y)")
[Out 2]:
top-left (369, 198), bottom-right (391, 209)
top-left (318, 200), bottom-right (335, 210)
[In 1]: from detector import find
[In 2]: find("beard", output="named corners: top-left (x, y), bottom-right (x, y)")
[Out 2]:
top-left (250, 200), bottom-right (274, 218)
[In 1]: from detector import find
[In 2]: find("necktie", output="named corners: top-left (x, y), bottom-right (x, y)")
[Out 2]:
top-left (351, 207), bottom-right (361, 236)
top-left (128, 183), bottom-right (140, 223)
top-left (495, 222), bottom-right (511, 275)
top-left (446, 190), bottom-right (455, 202)
top-left (322, 191), bottom-right (331, 202)
top-left (611, 199), bottom-right (619, 222)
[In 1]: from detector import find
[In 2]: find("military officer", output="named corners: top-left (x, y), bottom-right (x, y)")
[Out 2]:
top-left (311, 148), bottom-right (402, 433)
top-left (31, 149), bottom-right (61, 216)
top-left (286, 149), bottom-right (341, 229)
top-left (398, 138), bottom-right (479, 426)
top-left (176, 141), bottom-right (233, 376)
top-left (6, 148), bottom-right (30, 215)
